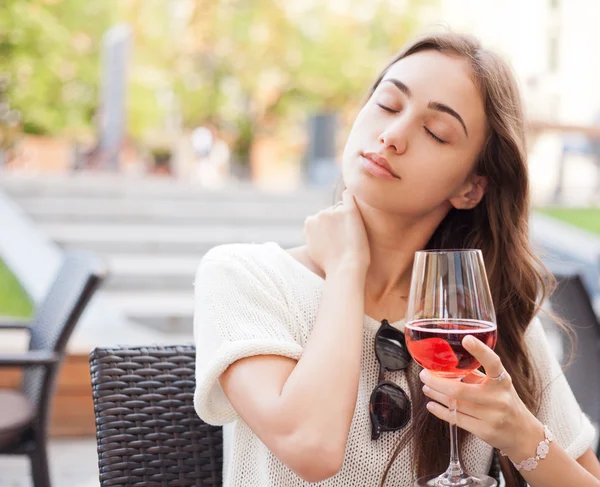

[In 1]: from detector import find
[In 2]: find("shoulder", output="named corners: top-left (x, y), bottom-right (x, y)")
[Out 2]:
top-left (195, 242), bottom-right (323, 310)
top-left (195, 242), bottom-right (293, 290)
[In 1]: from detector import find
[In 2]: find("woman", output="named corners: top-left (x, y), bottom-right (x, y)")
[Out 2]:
top-left (193, 32), bottom-right (600, 486)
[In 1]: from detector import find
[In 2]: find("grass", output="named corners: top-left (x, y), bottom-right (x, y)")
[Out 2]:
top-left (0, 258), bottom-right (33, 318)
top-left (537, 208), bottom-right (600, 236)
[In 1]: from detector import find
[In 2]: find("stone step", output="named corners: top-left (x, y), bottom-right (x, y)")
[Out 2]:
top-left (102, 290), bottom-right (195, 333)
top-left (12, 196), bottom-right (327, 224)
top-left (40, 222), bottom-right (304, 254)
top-left (61, 240), bottom-right (221, 255)
top-left (107, 254), bottom-right (202, 274)
top-left (104, 254), bottom-right (201, 290)
top-left (106, 274), bottom-right (193, 291)
top-left (0, 173), bottom-right (334, 203)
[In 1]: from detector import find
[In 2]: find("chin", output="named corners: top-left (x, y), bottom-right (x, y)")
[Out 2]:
top-left (344, 175), bottom-right (388, 209)
top-left (343, 169), bottom-right (414, 215)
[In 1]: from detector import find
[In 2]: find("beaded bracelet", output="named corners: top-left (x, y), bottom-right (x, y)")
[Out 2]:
top-left (500, 425), bottom-right (554, 472)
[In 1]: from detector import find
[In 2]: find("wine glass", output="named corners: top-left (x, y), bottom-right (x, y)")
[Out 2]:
top-left (404, 250), bottom-right (498, 487)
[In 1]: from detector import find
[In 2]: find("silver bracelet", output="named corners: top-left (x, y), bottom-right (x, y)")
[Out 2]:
top-left (500, 425), bottom-right (554, 472)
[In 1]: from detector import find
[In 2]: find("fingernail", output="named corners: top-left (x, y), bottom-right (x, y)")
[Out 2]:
top-left (464, 335), bottom-right (476, 347)
top-left (426, 402), bottom-right (434, 411)
top-left (419, 369), bottom-right (426, 380)
top-left (422, 385), bottom-right (429, 394)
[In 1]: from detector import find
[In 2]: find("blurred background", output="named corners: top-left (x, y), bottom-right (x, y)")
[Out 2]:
top-left (0, 0), bottom-right (599, 486)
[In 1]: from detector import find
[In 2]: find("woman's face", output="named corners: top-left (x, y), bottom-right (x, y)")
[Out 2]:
top-left (342, 50), bottom-right (488, 216)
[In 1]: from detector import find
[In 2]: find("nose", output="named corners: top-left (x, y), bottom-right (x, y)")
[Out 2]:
top-left (378, 118), bottom-right (410, 155)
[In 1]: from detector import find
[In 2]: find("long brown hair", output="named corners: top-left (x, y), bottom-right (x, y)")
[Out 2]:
top-left (346, 32), bottom-right (555, 486)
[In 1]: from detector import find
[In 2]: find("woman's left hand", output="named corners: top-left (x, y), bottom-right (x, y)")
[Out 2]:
top-left (419, 335), bottom-right (543, 456)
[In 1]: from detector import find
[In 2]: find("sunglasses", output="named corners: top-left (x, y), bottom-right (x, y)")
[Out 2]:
top-left (369, 319), bottom-right (412, 440)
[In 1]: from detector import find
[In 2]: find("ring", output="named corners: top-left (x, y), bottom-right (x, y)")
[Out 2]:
top-left (488, 370), bottom-right (507, 382)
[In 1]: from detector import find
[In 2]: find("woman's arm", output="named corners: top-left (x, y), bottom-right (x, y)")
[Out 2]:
top-left (220, 263), bottom-right (366, 482)
top-left (220, 191), bottom-right (370, 483)
top-left (579, 449), bottom-right (600, 479)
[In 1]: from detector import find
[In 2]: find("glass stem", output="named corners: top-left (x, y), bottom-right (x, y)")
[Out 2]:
top-left (445, 396), bottom-right (465, 478)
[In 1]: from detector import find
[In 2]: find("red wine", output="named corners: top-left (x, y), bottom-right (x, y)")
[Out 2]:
top-left (405, 320), bottom-right (497, 378)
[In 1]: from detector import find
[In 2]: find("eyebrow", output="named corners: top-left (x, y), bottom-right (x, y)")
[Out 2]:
top-left (381, 78), bottom-right (469, 138)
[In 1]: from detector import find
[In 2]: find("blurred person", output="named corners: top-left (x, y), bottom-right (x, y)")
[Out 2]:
top-left (209, 132), bottom-right (231, 182)
top-left (192, 126), bottom-right (214, 160)
top-left (193, 32), bottom-right (600, 486)
top-left (192, 125), bottom-right (230, 187)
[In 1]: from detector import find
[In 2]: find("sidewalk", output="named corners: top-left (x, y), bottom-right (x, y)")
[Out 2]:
top-left (0, 438), bottom-right (99, 487)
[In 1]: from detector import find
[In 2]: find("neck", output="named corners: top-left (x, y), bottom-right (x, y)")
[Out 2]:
top-left (357, 201), bottom-right (449, 301)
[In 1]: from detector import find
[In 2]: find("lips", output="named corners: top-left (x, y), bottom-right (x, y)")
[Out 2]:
top-left (361, 152), bottom-right (400, 179)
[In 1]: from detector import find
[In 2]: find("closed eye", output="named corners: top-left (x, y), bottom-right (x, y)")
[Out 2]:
top-left (425, 127), bottom-right (447, 144)
top-left (377, 102), bottom-right (447, 144)
top-left (376, 102), bottom-right (398, 114)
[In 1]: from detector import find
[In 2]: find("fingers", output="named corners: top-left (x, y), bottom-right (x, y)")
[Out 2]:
top-left (462, 335), bottom-right (507, 381)
top-left (422, 384), bottom-right (482, 419)
top-left (420, 369), bottom-right (491, 405)
top-left (330, 190), bottom-right (353, 211)
top-left (303, 213), bottom-right (316, 229)
top-left (461, 369), bottom-right (487, 385)
top-left (342, 189), bottom-right (354, 206)
top-left (330, 190), bottom-right (358, 213)
top-left (425, 400), bottom-right (483, 433)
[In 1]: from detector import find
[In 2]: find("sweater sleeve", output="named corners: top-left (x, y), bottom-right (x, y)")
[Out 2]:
top-left (193, 250), bottom-right (304, 426)
top-left (526, 317), bottom-right (597, 459)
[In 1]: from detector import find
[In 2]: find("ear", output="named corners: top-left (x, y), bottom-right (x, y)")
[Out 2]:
top-left (449, 174), bottom-right (488, 210)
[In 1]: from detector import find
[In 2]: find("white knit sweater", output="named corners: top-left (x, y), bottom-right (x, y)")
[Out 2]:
top-left (193, 242), bottom-right (596, 487)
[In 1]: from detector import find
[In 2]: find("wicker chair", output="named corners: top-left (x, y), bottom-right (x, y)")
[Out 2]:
top-left (0, 250), bottom-right (107, 487)
top-left (90, 345), bottom-right (503, 486)
top-left (89, 345), bottom-right (223, 487)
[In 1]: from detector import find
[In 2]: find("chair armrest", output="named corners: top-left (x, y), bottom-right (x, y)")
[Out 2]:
top-left (0, 316), bottom-right (32, 330)
top-left (0, 350), bottom-right (58, 367)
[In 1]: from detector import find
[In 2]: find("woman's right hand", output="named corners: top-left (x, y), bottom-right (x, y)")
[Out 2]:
top-left (303, 189), bottom-right (370, 277)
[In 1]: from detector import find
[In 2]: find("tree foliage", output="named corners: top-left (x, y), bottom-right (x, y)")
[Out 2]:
top-left (1, 0), bottom-right (435, 162)
top-left (0, 0), bottom-right (114, 135)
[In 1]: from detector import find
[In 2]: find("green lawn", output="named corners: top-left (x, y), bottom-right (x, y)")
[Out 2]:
top-left (537, 208), bottom-right (600, 236)
top-left (0, 258), bottom-right (33, 318)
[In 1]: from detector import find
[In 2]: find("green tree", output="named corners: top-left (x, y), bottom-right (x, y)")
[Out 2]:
top-left (154, 0), bottom-right (435, 166)
top-left (0, 0), bottom-right (114, 136)
top-left (1, 0), bottom-right (435, 168)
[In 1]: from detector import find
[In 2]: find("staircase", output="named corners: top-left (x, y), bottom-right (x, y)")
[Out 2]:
top-left (0, 173), bottom-right (332, 336)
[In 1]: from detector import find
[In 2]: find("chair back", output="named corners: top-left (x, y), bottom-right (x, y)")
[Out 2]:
top-left (22, 250), bottom-right (106, 413)
top-left (89, 345), bottom-right (223, 487)
top-left (546, 272), bottom-right (600, 454)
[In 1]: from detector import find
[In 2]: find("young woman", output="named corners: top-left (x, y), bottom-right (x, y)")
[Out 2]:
top-left (193, 32), bottom-right (600, 486)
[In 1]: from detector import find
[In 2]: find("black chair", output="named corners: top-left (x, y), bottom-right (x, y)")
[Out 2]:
top-left (89, 345), bottom-right (502, 487)
top-left (0, 250), bottom-right (107, 487)
top-left (89, 345), bottom-right (223, 487)
top-left (543, 271), bottom-right (600, 455)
